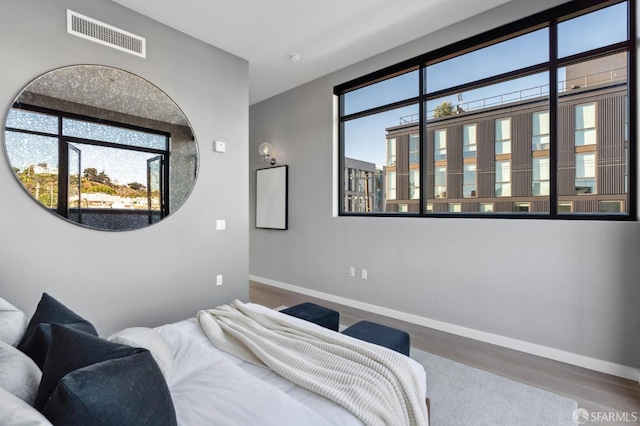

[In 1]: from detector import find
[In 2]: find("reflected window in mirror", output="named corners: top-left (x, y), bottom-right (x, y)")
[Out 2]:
top-left (3, 65), bottom-right (198, 231)
top-left (6, 106), bottom-right (170, 228)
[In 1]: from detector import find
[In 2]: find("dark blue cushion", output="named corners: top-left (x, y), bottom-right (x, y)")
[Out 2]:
top-left (39, 324), bottom-right (176, 426)
top-left (17, 293), bottom-right (98, 369)
top-left (34, 324), bottom-right (144, 410)
top-left (281, 302), bottom-right (340, 331)
top-left (342, 321), bottom-right (410, 356)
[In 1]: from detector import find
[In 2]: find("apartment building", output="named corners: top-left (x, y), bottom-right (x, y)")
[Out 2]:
top-left (381, 54), bottom-right (628, 214)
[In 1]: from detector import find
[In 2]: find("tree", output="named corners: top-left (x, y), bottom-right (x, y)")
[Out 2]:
top-left (83, 167), bottom-right (99, 181)
top-left (83, 168), bottom-right (112, 185)
top-left (128, 182), bottom-right (146, 191)
top-left (433, 100), bottom-right (456, 118)
top-left (97, 170), bottom-right (111, 186)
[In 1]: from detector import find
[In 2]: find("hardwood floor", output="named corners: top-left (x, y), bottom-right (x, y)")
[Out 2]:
top-left (250, 281), bottom-right (640, 422)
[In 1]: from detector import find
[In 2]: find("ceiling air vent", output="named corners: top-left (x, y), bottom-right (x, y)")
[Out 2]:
top-left (67, 10), bottom-right (146, 58)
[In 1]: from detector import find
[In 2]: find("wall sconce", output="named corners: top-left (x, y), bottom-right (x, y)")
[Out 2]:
top-left (258, 142), bottom-right (276, 165)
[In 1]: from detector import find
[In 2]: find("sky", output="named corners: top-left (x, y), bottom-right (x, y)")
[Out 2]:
top-left (69, 143), bottom-right (156, 185)
top-left (5, 131), bottom-right (158, 186)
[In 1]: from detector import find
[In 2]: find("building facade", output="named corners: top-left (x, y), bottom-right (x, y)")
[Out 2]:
top-left (383, 55), bottom-right (628, 214)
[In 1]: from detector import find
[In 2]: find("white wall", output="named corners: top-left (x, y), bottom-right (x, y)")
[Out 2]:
top-left (0, 0), bottom-right (249, 335)
top-left (250, 0), bottom-right (640, 377)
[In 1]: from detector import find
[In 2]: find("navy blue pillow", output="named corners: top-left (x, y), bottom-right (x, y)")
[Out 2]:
top-left (34, 324), bottom-right (144, 410)
top-left (39, 324), bottom-right (177, 425)
top-left (17, 293), bottom-right (98, 369)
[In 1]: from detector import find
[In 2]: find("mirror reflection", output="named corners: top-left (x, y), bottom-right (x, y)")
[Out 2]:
top-left (3, 65), bottom-right (198, 231)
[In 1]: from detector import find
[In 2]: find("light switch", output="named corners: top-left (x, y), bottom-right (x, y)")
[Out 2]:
top-left (214, 141), bottom-right (226, 153)
top-left (216, 220), bottom-right (226, 230)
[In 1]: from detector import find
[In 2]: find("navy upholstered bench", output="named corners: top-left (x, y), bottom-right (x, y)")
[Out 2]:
top-left (341, 320), bottom-right (410, 356)
top-left (280, 302), bottom-right (340, 331)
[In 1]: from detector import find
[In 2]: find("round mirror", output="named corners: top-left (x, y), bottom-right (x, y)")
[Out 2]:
top-left (3, 65), bottom-right (198, 231)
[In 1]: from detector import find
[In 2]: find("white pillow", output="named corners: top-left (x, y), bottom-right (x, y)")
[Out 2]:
top-left (0, 387), bottom-right (52, 426)
top-left (108, 327), bottom-right (174, 381)
top-left (0, 297), bottom-right (28, 347)
top-left (0, 340), bottom-right (42, 406)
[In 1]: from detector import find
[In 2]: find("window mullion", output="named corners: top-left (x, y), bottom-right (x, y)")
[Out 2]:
top-left (549, 19), bottom-right (559, 217)
top-left (419, 64), bottom-right (426, 215)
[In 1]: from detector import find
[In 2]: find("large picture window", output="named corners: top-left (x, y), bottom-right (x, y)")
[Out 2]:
top-left (336, 0), bottom-right (635, 219)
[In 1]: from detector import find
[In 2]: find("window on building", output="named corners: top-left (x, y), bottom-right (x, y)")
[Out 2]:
top-left (387, 170), bottom-right (396, 200)
top-left (398, 204), bottom-right (409, 212)
top-left (558, 202), bottom-right (573, 213)
top-left (496, 160), bottom-right (511, 197)
top-left (463, 124), bottom-right (477, 158)
top-left (532, 112), bottom-right (550, 150)
top-left (409, 134), bottom-right (419, 164)
top-left (495, 118), bottom-right (511, 155)
top-left (336, 0), bottom-right (633, 219)
top-left (387, 138), bottom-right (397, 166)
top-left (599, 201), bottom-right (622, 212)
top-left (448, 203), bottom-right (462, 212)
top-left (479, 203), bottom-right (494, 212)
top-left (533, 157), bottom-right (550, 196)
top-left (575, 152), bottom-right (596, 194)
top-left (434, 129), bottom-right (447, 161)
top-left (575, 103), bottom-right (596, 146)
top-left (463, 164), bottom-right (477, 197)
top-left (434, 166), bottom-right (446, 198)
top-left (410, 169), bottom-right (420, 199)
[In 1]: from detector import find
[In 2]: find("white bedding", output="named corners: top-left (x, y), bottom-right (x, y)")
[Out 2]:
top-left (156, 304), bottom-right (427, 426)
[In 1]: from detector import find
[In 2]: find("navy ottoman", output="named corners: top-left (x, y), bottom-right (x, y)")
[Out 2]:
top-left (342, 320), bottom-right (410, 356)
top-left (280, 302), bottom-right (340, 331)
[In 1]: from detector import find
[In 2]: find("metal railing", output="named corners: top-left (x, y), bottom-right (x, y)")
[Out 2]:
top-left (397, 67), bottom-right (627, 124)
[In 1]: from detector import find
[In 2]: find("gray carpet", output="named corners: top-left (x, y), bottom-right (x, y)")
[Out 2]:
top-left (410, 348), bottom-right (578, 426)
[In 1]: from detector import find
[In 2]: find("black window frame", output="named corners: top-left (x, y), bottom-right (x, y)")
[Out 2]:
top-left (335, 0), bottom-right (636, 220)
top-left (5, 104), bottom-right (172, 223)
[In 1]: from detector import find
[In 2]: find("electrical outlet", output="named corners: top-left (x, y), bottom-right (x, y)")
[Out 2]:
top-left (216, 220), bottom-right (226, 230)
top-left (216, 275), bottom-right (223, 286)
top-left (349, 267), bottom-right (355, 277)
top-left (361, 269), bottom-right (368, 279)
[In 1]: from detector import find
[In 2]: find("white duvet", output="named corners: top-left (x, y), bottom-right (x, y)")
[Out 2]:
top-left (156, 304), bottom-right (427, 426)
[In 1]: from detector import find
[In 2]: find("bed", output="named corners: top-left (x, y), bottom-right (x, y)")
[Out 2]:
top-left (0, 293), bottom-right (429, 425)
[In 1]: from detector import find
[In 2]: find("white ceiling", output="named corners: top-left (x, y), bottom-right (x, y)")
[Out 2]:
top-left (111, 0), bottom-right (512, 105)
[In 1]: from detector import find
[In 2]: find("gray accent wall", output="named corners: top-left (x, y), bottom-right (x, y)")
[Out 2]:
top-left (0, 0), bottom-right (249, 335)
top-left (250, 0), bottom-right (640, 370)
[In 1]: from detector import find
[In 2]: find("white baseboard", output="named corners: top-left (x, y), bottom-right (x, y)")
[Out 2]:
top-left (250, 275), bottom-right (640, 384)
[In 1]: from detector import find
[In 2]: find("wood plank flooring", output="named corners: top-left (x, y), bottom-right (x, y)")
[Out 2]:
top-left (249, 281), bottom-right (640, 422)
